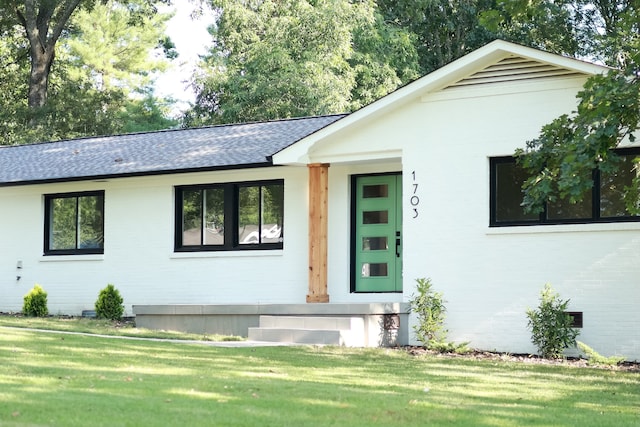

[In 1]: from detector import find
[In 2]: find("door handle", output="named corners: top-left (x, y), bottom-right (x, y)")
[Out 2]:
top-left (395, 231), bottom-right (401, 258)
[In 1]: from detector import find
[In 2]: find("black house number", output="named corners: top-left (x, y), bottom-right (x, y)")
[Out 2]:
top-left (411, 171), bottom-right (419, 218)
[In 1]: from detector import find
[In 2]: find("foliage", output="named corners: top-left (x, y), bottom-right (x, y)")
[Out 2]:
top-left (64, 0), bottom-right (171, 92)
top-left (185, 0), bottom-right (419, 126)
top-left (515, 2), bottom-right (640, 213)
top-left (378, 0), bottom-right (497, 74)
top-left (95, 284), bottom-right (124, 321)
top-left (409, 277), bottom-right (464, 352)
top-left (0, 0), bottom-right (177, 145)
top-left (22, 284), bottom-right (49, 317)
top-left (526, 284), bottom-right (580, 359)
top-left (577, 341), bottom-right (626, 366)
top-left (516, 67), bottom-right (640, 214)
top-left (428, 340), bottom-right (472, 355)
top-left (478, 0), bottom-right (580, 58)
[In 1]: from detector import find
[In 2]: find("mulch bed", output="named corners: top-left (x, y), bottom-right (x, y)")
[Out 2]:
top-left (402, 346), bottom-right (640, 372)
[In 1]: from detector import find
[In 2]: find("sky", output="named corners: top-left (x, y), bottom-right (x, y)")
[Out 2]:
top-left (155, 0), bottom-right (214, 114)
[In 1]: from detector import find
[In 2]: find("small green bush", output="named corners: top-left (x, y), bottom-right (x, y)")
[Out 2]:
top-left (409, 278), bottom-right (469, 352)
top-left (409, 278), bottom-right (447, 346)
top-left (577, 341), bottom-right (625, 366)
top-left (23, 284), bottom-right (49, 317)
top-left (95, 284), bottom-right (124, 321)
top-left (526, 283), bottom-right (580, 359)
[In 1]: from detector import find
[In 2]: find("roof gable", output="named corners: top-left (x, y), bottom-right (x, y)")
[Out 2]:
top-left (273, 40), bottom-right (609, 165)
top-left (0, 115), bottom-right (345, 186)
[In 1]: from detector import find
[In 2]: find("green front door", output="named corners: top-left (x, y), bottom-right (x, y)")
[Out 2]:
top-left (353, 174), bottom-right (402, 292)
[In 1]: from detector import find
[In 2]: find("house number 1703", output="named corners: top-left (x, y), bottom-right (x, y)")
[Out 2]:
top-left (410, 171), bottom-right (419, 218)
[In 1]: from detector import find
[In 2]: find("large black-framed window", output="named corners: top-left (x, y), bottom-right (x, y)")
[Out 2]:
top-left (490, 149), bottom-right (640, 226)
top-left (175, 180), bottom-right (284, 251)
top-left (44, 191), bottom-right (105, 255)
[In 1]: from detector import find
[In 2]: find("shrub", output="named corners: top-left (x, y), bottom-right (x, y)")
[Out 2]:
top-left (23, 284), bottom-right (48, 317)
top-left (526, 283), bottom-right (580, 359)
top-left (95, 284), bottom-right (124, 321)
top-left (409, 278), bottom-right (447, 347)
top-left (577, 341), bottom-right (625, 366)
top-left (409, 277), bottom-right (472, 353)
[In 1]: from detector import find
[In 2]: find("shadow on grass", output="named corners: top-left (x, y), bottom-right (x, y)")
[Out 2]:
top-left (0, 329), bottom-right (638, 426)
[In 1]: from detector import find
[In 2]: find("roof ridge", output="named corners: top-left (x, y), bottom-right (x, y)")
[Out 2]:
top-left (0, 113), bottom-right (349, 149)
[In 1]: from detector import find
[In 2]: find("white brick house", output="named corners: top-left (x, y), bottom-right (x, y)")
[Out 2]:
top-left (1, 40), bottom-right (638, 359)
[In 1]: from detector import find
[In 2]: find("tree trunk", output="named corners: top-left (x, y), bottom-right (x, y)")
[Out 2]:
top-left (28, 43), bottom-right (55, 109)
top-left (17, 0), bottom-right (83, 111)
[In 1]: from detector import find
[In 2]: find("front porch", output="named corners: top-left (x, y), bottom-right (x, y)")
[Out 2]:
top-left (132, 303), bottom-right (410, 347)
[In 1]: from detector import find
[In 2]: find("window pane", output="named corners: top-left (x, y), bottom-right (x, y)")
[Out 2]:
top-left (363, 184), bottom-right (388, 198)
top-left (261, 184), bottom-right (283, 243)
top-left (363, 237), bottom-right (388, 251)
top-left (547, 190), bottom-right (592, 220)
top-left (494, 162), bottom-right (538, 222)
top-left (182, 190), bottom-right (202, 245)
top-left (363, 210), bottom-right (388, 224)
top-left (78, 195), bottom-right (103, 249)
top-left (203, 188), bottom-right (225, 245)
top-left (177, 181), bottom-right (284, 250)
top-left (601, 155), bottom-right (640, 217)
top-left (239, 186), bottom-right (260, 244)
top-left (50, 198), bottom-right (77, 250)
top-left (361, 263), bottom-right (388, 277)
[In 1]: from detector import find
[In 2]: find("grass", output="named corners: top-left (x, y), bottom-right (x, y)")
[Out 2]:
top-left (0, 315), bottom-right (243, 341)
top-left (0, 326), bottom-right (638, 426)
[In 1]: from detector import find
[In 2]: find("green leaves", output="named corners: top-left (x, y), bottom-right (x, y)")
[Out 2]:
top-left (526, 284), bottom-right (579, 359)
top-left (515, 2), bottom-right (640, 213)
top-left (517, 66), bottom-right (640, 214)
top-left (0, 0), bottom-right (178, 144)
top-left (409, 278), bottom-right (448, 348)
top-left (23, 284), bottom-right (49, 318)
top-left (187, 0), bottom-right (419, 126)
top-left (95, 284), bottom-right (125, 321)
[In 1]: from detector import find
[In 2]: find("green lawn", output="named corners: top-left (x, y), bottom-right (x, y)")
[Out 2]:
top-left (0, 327), bottom-right (638, 427)
top-left (0, 315), bottom-right (242, 341)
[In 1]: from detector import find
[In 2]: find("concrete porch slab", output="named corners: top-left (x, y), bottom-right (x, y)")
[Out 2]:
top-left (132, 303), bottom-right (410, 347)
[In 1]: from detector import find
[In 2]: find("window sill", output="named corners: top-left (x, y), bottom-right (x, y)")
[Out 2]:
top-left (487, 221), bottom-right (640, 235)
top-left (170, 250), bottom-right (284, 259)
top-left (40, 254), bottom-right (105, 262)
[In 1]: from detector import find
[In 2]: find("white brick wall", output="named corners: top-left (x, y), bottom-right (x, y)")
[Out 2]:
top-left (0, 167), bottom-right (312, 316)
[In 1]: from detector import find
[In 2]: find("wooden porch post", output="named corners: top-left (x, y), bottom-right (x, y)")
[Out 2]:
top-left (307, 163), bottom-right (330, 303)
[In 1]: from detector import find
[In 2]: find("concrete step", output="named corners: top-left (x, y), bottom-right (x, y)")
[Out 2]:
top-left (257, 315), bottom-right (362, 330)
top-left (247, 327), bottom-right (343, 345)
top-left (248, 315), bottom-right (365, 346)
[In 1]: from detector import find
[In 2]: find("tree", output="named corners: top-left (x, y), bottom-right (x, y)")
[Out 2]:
top-left (65, 0), bottom-right (172, 92)
top-left (185, 0), bottom-right (419, 126)
top-left (378, 0), bottom-right (497, 74)
top-left (0, 25), bottom-right (30, 143)
top-left (515, 2), bottom-right (640, 214)
top-left (0, 0), bottom-right (177, 144)
top-left (3, 0), bottom-right (84, 112)
top-left (478, 0), bottom-right (581, 59)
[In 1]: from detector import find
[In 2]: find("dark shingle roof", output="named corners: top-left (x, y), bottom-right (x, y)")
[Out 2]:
top-left (0, 115), bottom-right (345, 186)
